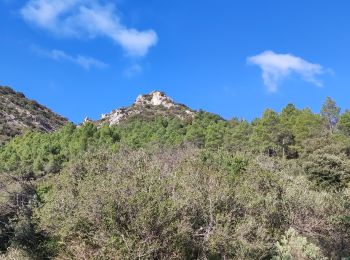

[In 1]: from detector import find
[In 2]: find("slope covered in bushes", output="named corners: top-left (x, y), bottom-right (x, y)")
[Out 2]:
top-left (1, 97), bottom-right (350, 259)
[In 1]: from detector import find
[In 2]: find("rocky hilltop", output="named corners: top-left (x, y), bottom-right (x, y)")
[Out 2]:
top-left (0, 86), bottom-right (68, 143)
top-left (95, 91), bottom-right (195, 126)
top-left (0, 87), bottom-right (195, 142)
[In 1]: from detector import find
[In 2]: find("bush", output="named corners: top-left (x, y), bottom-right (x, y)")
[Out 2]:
top-left (0, 247), bottom-right (30, 260)
top-left (304, 151), bottom-right (350, 191)
top-left (272, 228), bottom-right (326, 260)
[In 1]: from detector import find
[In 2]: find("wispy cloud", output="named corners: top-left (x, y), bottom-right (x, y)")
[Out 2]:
top-left (123, 64), bottom-right (143, 78)
top-left (247, 51), bottom-right (325, 92)
top-left (32, 46), bottom-right (108, 70)
top-left (21, 0), bottom-right (158, 57)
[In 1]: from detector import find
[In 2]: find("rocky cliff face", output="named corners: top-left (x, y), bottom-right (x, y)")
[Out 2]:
top-left (97, 91), bottom-right (195, 126)
top-left (0, 86), bottom-right (69, 143)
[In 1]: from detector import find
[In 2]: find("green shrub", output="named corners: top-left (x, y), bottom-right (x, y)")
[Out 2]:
top-left (272, 228), bottom-right (326, 260)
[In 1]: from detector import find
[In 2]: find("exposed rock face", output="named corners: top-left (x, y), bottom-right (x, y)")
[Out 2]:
top-left (135, 91), bottom-right (175, 108)
top-left (83, 117), bottom-right (92, 123)
top-left (98, 91), bottom-right (195, 126)
top-left (106, 107), bottom-right (139, 126)
top-left (0, 86), bottom-right (69, 143)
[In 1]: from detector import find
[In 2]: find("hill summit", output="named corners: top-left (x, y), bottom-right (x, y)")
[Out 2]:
top-left (96, 91), bottom-right (195, 126)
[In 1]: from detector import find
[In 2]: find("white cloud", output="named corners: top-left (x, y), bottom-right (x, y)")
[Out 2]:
top-left (247, 51), bottom-right (325, 92)
top-left (21, 0), bottom-right (158, 57)
top-left (32, 46), bottom-right (108, 70)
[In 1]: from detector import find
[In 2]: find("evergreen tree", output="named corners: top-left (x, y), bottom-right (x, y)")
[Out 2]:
top-left (205, 122), bottom-right (225, 149)
top-left (321, 97), bottom-right (340, 133)
top-left (338, 110), bottom-right (350, 136)
top-left (250, 109), bottom-right (281, 155)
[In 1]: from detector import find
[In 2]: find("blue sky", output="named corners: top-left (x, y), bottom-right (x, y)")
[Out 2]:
top-left (1, 0), bottom-right (349, 123)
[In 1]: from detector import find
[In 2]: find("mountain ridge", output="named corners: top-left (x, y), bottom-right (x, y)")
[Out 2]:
top-left (0, 86), bottom-right (69, 143)
top-left (1, 86), bottom-right (220, 143)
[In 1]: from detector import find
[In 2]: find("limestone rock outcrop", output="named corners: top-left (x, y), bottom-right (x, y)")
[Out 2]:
top-left (97, 91), bottom-right (195, 126)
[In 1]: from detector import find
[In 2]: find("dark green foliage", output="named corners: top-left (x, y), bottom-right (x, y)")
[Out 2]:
top-left (338, 110), bottom-right (350, 136)
top-left (304, 151), bottom-right (350, 191)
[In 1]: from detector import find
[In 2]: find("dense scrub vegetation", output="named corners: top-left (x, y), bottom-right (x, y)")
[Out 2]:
top-left (1, 97), bottom-right (350, 259)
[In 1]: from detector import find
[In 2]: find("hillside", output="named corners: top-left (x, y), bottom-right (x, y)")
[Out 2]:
top-left (0, 86), bottom-right (68, 143)
top-left (0, 91), bottom-right (350, 259)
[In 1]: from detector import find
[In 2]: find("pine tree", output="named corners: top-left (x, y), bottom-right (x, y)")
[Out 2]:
top-left (338, 110), bottom-right (350, 136)
top-left (321, 97), bottom-right (340, 133)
